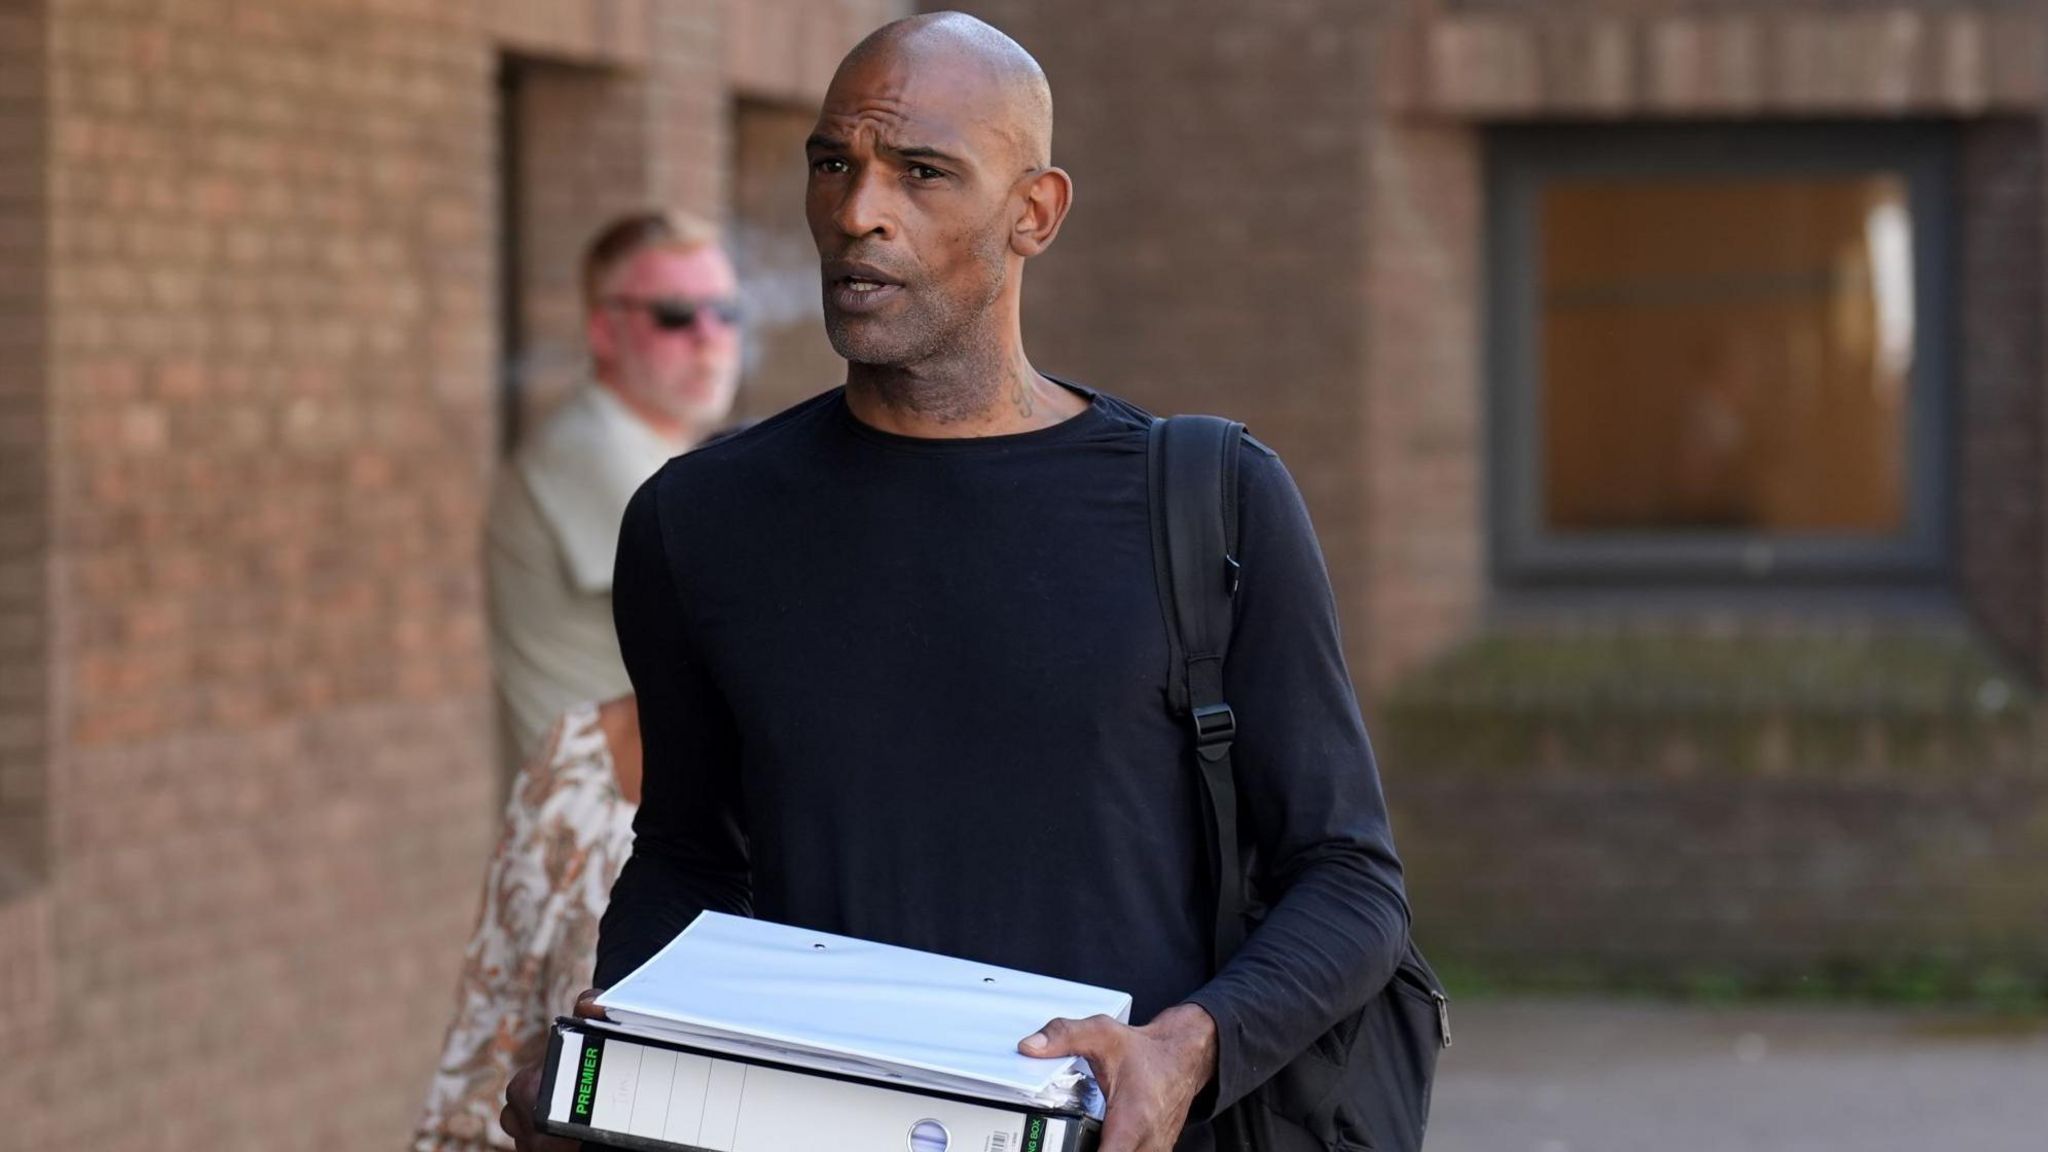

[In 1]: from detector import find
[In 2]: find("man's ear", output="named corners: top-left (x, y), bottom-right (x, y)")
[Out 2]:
top-left (1010, 166), bottom-right (1073, 258)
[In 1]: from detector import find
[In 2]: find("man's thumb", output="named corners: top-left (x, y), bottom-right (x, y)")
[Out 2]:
top-left (1019, 1017), bottom-right (1065, 1056)
top-left (1021, 1015), bottom-right (1101, 1058)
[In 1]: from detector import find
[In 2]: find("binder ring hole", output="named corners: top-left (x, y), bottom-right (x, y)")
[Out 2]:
top-left (909, 1119), bottom-right (950, 1152)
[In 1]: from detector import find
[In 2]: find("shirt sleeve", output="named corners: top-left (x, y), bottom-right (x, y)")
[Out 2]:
top-left (1180, 443), bottom-right (1411, 1117)
top-left (595, 469), bottom-right (752, 988)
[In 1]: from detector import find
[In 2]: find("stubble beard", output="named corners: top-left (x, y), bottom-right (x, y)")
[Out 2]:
top-left (617, 355), bottom-right (739, 438)
top-left (825, 234), bottom-right (1012, 423)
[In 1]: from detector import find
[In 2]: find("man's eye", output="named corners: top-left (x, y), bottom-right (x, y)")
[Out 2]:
top-left (811, 158), bottom-right (848, 175)
top-left (909, 165), bottom-right (945, 181)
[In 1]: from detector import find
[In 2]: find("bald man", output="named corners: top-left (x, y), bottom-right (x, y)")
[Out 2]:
top-left (500, 14), bottom-right (1409, 1152)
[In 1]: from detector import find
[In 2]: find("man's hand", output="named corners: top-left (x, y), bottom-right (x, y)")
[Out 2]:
top-left (1019, 1003), bottom-right (1218, 1152)
top-left (500, 987), bottom-right (608, 1151)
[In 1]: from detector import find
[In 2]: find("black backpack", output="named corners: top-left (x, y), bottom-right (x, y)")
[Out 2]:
top-left (1146, 415), bottom-right (1450, 1152)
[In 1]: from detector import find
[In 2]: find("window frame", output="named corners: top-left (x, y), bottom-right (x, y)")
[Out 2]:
top-left (1487, 123), bottom-right (1956, 588)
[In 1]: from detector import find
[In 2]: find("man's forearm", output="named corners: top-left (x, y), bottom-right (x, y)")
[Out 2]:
top-left (1183, 856), bottom-right (1408, 1115)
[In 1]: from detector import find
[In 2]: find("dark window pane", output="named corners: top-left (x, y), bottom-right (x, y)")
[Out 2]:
top-left (1540, 175), bottom-right (1913, 536)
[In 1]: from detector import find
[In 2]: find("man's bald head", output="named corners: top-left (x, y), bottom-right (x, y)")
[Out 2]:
top-left (834, 11), bottom-right (1052, 171)
top-left (807, 12), bottom-right (1072, 379)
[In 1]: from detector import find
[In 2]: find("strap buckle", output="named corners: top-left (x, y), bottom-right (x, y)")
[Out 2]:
top-left (1191, 703), bottom-right (1237, 751)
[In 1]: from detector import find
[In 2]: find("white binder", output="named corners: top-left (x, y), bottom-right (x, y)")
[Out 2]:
top-left (594, 913), bottom-right (1133, 1111)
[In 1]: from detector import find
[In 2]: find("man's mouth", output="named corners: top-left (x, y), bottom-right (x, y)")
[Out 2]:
top-left (825, 260), bottom-right (905, 288)
top-left (824, 261), bottom-right (906, 314)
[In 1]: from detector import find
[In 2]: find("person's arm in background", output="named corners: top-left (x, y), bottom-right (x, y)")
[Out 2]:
top-left (594, 467), bottom-right (751, 986)
top-left (415, 706), bottom-right (614, 1152)
top-left (1177, 443), bottom-right (1411, 1117)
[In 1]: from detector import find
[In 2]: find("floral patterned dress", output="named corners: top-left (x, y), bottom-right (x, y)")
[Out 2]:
top-left (413, 703), bottom-right (637, 1151)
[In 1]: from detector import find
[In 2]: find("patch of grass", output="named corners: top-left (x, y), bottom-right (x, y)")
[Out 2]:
top-left (1677, 968), bottom-right (1749, 1007)
top-left (1968, 966), bottom-right (2045, 1015)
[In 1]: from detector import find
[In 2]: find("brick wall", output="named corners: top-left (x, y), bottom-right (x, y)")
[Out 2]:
top-left (1382, 631), bottom-right (2048, 992)
top-left (5, 3), bottom-right (920, 1147)
top-left (647, 0), bottom-right (729, 224)
top-left (494, 0), bottom-right (654, 66)
top-left (727, 0), bottom-right (907, 106)
top-left (37, 1), bottom-right (500, 1147)
top-left (1403, 5), bottom-right (2046, 117)
top-left (1360, 115), bottom-right (1487, 693)
top-left (505, 58), bottom-right (665, 435)
top-left (1959, 120), bottom-right (2045, 674)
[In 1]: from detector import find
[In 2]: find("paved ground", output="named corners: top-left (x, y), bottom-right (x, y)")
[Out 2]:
top-left (1424, 998), bottom-right (2048, 1152)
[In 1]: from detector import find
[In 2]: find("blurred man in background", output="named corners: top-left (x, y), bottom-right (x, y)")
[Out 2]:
top-left (487, 211), bottom-right (742, 779)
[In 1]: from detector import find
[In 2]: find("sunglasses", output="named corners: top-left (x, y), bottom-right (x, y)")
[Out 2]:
top-left (604, 295), bottom-right (743, 332)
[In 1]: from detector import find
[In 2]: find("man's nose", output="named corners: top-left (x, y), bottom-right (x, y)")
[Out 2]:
top-left (832, 168), bottom-right (894, 240)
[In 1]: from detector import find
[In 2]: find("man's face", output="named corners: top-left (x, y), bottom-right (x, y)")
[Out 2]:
top-left (805, 55), bottom-right (1018, 367)
top-left (588, 245), bottom-right (741, 433)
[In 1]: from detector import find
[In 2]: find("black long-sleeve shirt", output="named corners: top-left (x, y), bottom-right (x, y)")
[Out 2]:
top-left (597, 382), bottom-right (1408, 1143)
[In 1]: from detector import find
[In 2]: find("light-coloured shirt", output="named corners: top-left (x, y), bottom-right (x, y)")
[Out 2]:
top-left (411, 703), bottom-right (638, 1152)
top-left (487, 384), bottom-right (684, 772)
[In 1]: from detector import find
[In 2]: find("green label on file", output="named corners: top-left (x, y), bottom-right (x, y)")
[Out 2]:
top-left (571, 1035), bottom-right (604, 1123)
top-left (1023, 1115), bottom-right (1048, 1152)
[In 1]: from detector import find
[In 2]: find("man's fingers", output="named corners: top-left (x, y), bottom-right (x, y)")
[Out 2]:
top-left (498, 993), bottom-right (605, 1150)
top-left (505, 1063), bottom-right (540, 1115)
top-left (501, 1063), bottom-right (540, 1142)
top-left (502, 1061), bottom-right (585, 1152)
top-left (500, 996), bottom-right (609, 1150)
top-left (1019, 1014), bottom-right (1119, 1059)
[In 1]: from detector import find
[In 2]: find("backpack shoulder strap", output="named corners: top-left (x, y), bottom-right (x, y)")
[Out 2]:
top-left (1146, 414), bottom-right (1247, 969)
